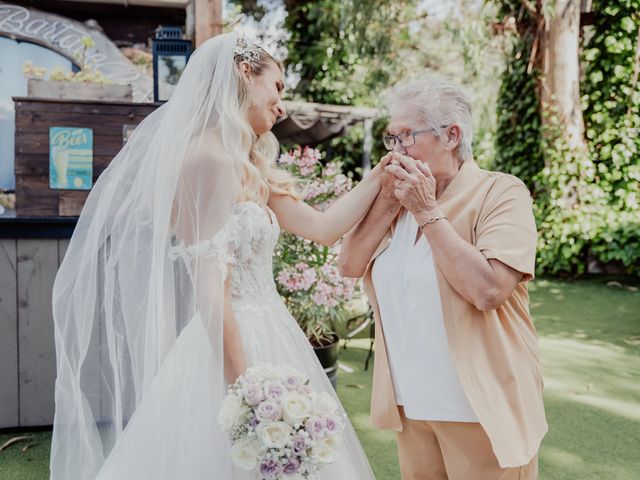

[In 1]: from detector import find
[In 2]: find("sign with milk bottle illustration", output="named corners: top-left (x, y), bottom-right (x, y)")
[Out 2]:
top-left (49, 127), bottom-right (93, 190)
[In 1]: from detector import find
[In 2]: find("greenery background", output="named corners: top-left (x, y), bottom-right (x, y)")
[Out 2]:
top-left (231, 0), bottom-right (640, 277)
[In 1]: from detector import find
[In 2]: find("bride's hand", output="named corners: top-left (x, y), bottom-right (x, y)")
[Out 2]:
top-left (370, 152), bottom-right (394, 177)
top-left (371, 153), bottom-right (399, 205)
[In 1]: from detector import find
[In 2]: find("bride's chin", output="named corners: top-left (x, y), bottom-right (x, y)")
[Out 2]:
top-left (252, 125), bottom-right (271, 137)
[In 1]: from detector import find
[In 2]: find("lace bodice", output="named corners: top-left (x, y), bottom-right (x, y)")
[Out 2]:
top-left (225, 202), bottom-right (281, 304)
top-left (169, 201), bottom-right (281, 304)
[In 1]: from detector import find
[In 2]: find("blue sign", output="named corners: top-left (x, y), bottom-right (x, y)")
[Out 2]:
top-left (49, 127), bottom-right (93, 190)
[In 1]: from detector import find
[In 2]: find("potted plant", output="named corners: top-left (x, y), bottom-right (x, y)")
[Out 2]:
top-left (274, 146), bottom-right (360, 387)
top-left (23, 36), bottom-right (132, 102)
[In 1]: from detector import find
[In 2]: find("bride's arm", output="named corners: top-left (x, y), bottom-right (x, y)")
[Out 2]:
top-left (223, 271), bottom-right (246, 384)
top-left (268, 155), bottom-right (392, 246)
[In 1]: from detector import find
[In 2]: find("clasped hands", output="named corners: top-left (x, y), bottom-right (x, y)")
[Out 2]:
top-left (378, 152), bottom-right (440, 220)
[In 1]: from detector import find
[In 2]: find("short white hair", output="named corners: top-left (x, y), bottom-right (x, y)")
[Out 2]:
top-left (385, 75), bottom-right (474, 162)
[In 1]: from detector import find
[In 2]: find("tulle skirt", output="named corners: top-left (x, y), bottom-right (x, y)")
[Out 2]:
top-left (93, 295), bottom-right (374, 480)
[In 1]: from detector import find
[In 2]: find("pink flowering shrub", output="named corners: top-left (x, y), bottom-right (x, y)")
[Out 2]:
top-left (274, 146), bottom-right (360, 345)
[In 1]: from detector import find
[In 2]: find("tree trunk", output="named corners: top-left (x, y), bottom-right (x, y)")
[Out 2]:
top-left (539, 0), bottom-right (586, 152)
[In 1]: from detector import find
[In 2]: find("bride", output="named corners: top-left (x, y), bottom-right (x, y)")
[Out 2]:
top-left (50, 32), bottom-right (384, 479)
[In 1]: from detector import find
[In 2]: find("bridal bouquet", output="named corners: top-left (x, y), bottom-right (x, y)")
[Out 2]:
top-left (218, 364), bottom-right (345, 479)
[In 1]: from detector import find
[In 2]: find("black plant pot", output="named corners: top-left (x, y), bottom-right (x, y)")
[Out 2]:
top-left (312, 334), bottom-right (340, 389)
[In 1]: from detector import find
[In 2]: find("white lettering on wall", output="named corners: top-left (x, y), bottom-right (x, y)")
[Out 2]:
top-left (0, 3), bottom-right (153, 101)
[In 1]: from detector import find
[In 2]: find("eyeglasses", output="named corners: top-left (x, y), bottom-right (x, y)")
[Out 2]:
top-left (382, 125), bottom-right (448, 150)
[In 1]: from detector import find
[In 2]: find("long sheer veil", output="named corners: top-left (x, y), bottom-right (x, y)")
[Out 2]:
top-left (50, 32), bottom-right (245, 479)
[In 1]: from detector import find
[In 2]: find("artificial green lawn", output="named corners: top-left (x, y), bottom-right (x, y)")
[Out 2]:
top-left (1, 277), bottom-right (639, 479)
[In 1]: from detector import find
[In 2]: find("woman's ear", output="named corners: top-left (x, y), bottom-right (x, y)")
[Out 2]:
top-left (444, 124), bottom-right (462, 151)
top-left (239, 62), bottom-right (252, 83)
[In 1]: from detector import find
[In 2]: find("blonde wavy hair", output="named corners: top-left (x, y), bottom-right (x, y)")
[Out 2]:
top-left (233, 46), bottom-right (302, 203)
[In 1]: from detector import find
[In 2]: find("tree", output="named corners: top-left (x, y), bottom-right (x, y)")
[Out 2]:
top-left (229, 0), bottom-right (418, 105)
top-left (538, 0), bottom-right (587, 154)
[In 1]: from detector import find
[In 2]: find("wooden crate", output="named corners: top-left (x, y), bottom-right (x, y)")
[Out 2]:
top-left (13, 97), bottom-right (158, 216)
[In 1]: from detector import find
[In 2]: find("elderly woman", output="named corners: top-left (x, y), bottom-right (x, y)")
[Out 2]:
top-left (338, 76), bottom-right (547, 480)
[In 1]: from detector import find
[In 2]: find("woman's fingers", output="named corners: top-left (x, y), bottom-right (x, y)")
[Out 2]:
top-left (378, 152), bottom-right (394, 168)
top-left (393, 153), bottom-right (421, 175)
top-left (385, 164), bottom-right (412, 181)
top-left (415, 160), bottom-right (434, 178)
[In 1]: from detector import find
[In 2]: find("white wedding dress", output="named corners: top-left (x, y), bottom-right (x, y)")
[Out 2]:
top-left (92, 201), bottom-right (375, 479)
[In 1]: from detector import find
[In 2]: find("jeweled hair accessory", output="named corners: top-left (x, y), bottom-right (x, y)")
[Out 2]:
top-left (234, 37), bottom-right (264, 63)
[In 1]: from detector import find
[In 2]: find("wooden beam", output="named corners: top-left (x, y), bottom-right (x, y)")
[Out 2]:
top-left (282, 101), bottom-right (380, 120)
top-left (195, 0), bottom-right (222, 47)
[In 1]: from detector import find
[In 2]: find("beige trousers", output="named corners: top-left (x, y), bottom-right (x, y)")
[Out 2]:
top-left (397, 407), bottom-right (538, 480)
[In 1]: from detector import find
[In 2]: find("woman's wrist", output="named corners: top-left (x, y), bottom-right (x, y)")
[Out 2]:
top-left (413, 206), bottom-right (444, 226)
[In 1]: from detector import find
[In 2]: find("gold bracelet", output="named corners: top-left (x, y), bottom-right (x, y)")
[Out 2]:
top-left (419, 215), bottom-right (448, 229)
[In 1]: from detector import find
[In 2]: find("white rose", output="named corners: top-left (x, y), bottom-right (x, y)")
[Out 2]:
top-left (230, 438), bottom-right (260, 470)
top-left (217, 394), bottom-right (249, 431)
top-left (282, 392), bottom-right (313, 426)
top-left (255, 421), bottom-right (293, 449)
top-left (313, 392), bottom-right (338, 416)
top-left (312, 436), bottom-right (341, 464)
top-left (277, 364), bottom-right (308, 384)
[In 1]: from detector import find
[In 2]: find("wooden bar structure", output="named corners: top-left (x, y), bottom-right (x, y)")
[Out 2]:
top-left (2, 96), bottom-right (158, 428)
top-left (0, 234), bottom-right (71, 428)
top-left (13, 97), bottom-right (158, 216)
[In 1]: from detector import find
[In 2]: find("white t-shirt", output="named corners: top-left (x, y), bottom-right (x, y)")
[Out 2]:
top-left (371, 210), bottom-right (477, 422)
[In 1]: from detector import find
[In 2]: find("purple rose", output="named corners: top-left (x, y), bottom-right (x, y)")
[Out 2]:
top-left (243, 383), bottom-right (265, 406)
top-left (259, 459), bottom-right (282, 479)
top-left (283, 376), bottom-right (301, 391)
top-left (255, 399), bottom-right (282, 422)
top-left (266, 382), bottom-right (286, 401)
top-left (283, 457), bottom-right (301, 475)
top-left (291, 435), bottom-right (307, 455)
top-left (305, 416), bottom-right (326, 438)
top-left (323, 416), bottom-right (342, 436)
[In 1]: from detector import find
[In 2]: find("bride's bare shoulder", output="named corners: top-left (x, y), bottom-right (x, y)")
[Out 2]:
top-left (185, 131), bottom-right (229, 168)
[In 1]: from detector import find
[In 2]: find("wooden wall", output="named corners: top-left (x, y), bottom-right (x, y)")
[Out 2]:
top-left (0, 237), bottom-right (69, 428)
top-left (14, 97), bottom-right (158, 216)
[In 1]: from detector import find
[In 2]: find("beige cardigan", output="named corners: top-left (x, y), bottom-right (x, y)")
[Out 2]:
top-left (363, 160), bottom-right (548, 468)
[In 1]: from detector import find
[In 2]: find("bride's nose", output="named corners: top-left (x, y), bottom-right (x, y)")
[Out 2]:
top-left (275, 101), bottom-right (286, 118)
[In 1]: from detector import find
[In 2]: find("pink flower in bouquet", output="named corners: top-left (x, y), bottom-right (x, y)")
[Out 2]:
top-left (259, 458), bottom-right (283, 479)
top-left (283, 375), bottom-right (302, 391)
top-left (283, 457), bottom-right (301, 475)
top-left (242, 383), bottom-right (265, 406)
top-left (255, 399), bottom-right (282, 422)
top-left (323, 415), bottom-right (343, 436)
top-left (266, 382), bottom-right (286, 401)
top-left (291, 435), bottom-right (307, 456)
top-left (305, 416), bottom-right (326, 438)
